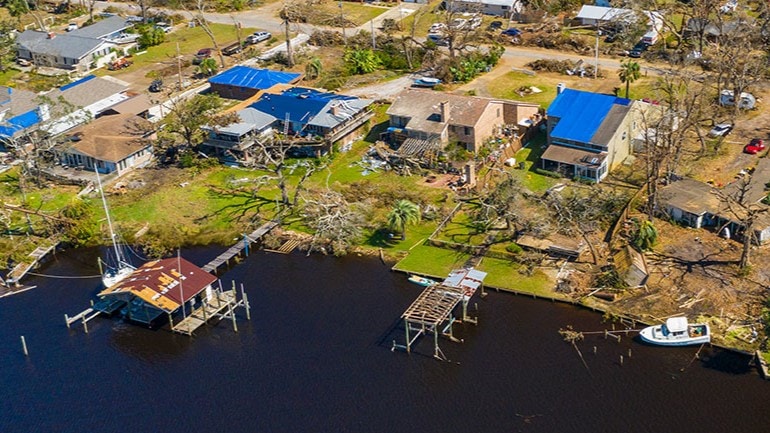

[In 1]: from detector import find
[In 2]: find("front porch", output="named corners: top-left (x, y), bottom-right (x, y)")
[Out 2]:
top-left (540, 144), bottom-right (608, 182)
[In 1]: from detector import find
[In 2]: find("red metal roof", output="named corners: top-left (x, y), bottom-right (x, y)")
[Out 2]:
top-left (99, 257), bottom-right (217, 312)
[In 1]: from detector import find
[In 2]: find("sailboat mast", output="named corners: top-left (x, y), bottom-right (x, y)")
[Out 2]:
top-left (94, 167), bottom-right (124, 265)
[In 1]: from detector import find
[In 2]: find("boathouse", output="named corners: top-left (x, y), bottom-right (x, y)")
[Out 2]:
top-left (96, 257), bottom-right (217, 325)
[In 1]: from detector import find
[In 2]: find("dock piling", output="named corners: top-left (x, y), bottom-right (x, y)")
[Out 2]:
top-left (65, 314), bottom-right (70, 329)
top-left (620, 355), bottom-right (624, 366)
top-left (20, 336), bottom-right (28, 356)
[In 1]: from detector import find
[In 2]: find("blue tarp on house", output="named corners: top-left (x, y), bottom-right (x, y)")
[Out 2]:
top-left (547, 88), bottom-right (630, 144)
top-left (59, 74), bottom-right (97, 91)
top-left (0, 109), bottom-right (41, 139)
top-left (208, 66), bottom-right (301, 90)
top-left (250, 92), bottom-right (327, 126)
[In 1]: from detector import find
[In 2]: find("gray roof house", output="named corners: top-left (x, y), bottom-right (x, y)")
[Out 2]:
top-left (16, 16), bottom-right (138, 73)
top-left (202, 107), bottom-right (277, 159)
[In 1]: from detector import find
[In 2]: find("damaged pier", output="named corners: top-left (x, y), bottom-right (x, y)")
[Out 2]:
top-left (393, 268), bottom-right (487, 361)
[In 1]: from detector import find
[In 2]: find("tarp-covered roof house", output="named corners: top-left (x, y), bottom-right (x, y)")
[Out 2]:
top-left (208, 66), bottom-right (302, 100)
top-left (542, 86), bottom-right (643, 182)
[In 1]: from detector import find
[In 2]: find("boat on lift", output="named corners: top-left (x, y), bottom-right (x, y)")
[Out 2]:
top-left (639, 317), bottom-right (710, 346)
top-left (408, 275), bottom-right (438, 287)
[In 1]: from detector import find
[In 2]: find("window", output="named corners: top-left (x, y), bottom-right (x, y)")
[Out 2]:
top-left (622, 131), bottom-right (627, 140)
top-left (464, 126), bottom-right (470, 135)
top-left (502, 5), bottom-right (508, 9)
top-left (497, 108), bottom-right (500, 117)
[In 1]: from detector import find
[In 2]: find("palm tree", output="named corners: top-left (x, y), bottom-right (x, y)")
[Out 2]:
top-left (632, 219), bottom-right (657, 251)
top-left (618, 60), bottom-right (641, 98)
top-left (197, 58), bottom-right (218, 77)
top-left (305, 58), bottom-right (323, 80)
top-left (387, 200), bottom-right (420, 240)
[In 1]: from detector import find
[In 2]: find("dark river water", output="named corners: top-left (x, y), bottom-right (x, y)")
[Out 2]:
top-left (0, 247), bottom-right (768, 433)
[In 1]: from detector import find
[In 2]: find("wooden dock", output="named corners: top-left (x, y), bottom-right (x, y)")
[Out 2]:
top-left (64, 306), bottom-right (102, 333)
top-left (5, 241), bottom-right (59, 286)
top-left (171, 283), bottom-right (251, 335)
top-left (202, 221), bottom-right (278, 274)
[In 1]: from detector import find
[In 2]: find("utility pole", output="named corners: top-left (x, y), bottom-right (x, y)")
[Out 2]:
top-left (176, 42), bottom-right (183, 92)
top-left (371, 18), bottom-right (376, 50)
top-left (339, 1), bottom-right (347, 46)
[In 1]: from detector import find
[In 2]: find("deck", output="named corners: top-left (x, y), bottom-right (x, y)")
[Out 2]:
top-left (171, 289), bottom-right (240, 335)
top-left (201, 221), bottom-right (278, 273)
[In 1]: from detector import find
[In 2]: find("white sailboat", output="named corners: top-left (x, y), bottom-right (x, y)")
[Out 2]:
top-left (94, 167), bottom-right (135, 288)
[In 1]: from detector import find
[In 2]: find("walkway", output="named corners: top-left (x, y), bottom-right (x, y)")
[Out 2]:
top-left (201, 221), bottom-right (278, 273)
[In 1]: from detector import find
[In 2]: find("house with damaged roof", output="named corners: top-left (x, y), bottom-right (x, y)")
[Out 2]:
top-left (384, 89), bottom-right (541, 157)
top-left (541, 85), bottom-right (654, 183)
top-left (203, 86), bottom-right (374, 160)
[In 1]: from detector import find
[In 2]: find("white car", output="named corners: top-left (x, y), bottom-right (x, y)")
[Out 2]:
top-left (429, 23), bottom-right (446, 34)
top-left (154, 22), bottom-right (173, 33)
top-left (66, 23), bottom-right (78, 32)
top-left (708, 123), bottom-right (733, 138)
top-left (246, 31), bottom-right (271, 44)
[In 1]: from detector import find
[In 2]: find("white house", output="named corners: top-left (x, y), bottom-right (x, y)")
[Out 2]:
top-left (444, 0), bottom-right (523, 17)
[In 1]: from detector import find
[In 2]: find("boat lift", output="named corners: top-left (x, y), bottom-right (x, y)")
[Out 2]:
top-left (393, 268), bottom-right (487, 361)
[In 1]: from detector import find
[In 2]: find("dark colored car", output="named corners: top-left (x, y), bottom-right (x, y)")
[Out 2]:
top-left (193, 48), bottom-right (213, 64)
top-left (501, 27), bottom-right (522, 36)
top-left (149, 79), bottom-right (163, 93)
top-left (628, 42), bottom-right (649, 58)
top-left (744, 138), bottom-right (766, 155)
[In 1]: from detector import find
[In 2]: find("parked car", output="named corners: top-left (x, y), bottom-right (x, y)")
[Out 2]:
top-left (429, 23), bottom-right (447, 34)
top-left (427, 33), bottom-right (448, 46)
top-left (193, 48), bottom-right (213, 64)
top-left (468, 16), bottom-right (482, 30)
top-left (148, 79), bottom-right (163, 93)
top-left (246, 31), bottom-right (271, 44)
top-left (708, 122), bottom-right (733, 138)
top-left (501, 28), bottom-right (522, 36)
top-left (16, 58), bottom-right (32, 67)
top-left (66, 22), bottom-right (78, 32)
top-left (154, 22), bottom-right (173, 33)
top-left (222, 42), bottom-right (243, 56)
top-left (126, 16), bottom-right (144, 23)
top-left (628, 41), bottom-right (649, 58)
top-left (487, 21), bottom-right (503, 31)
top-left (744, 138), bottom-right (765, 154)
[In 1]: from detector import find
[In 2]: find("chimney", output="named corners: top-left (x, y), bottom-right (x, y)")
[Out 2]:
top-left (556, 83), bottom-right (566, 95)
top-left (439, 100), bottom-right (449, 123)
top-left (330, 104), bottom-right (340, 116)
top-left (47, 32), bottom-right (55, 39)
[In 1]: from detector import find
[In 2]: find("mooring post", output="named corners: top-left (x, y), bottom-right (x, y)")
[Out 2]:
top-left (405, 319), bottom-right (411, 353)
top-left (604, 330), bottom-right (608, 339)
top-left (244, 234), bottom-right (249, 257)
top-left (241, 283), bottom-right (251, 320)
top-left (620, 355), bottom-right (624, 366)
top-left (65, 314), bottom-right (70, 329)
top-left (593, 346), bottom-right (597, 354)
top-left (82, 317), bottom-right (88, 334)
top-left (628, 348), bottom-right (632, 358)
top-left (90, 299), bottom-right (94, 307)
top-left (20, 336), bottom-right (28, 356)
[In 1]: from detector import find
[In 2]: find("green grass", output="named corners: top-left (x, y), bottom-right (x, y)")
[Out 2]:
top-left (475, 257), bottom-right (553, 294)
top-left (0, 69), bottom-right (22, 87)
top-left (398, 0), bottom-right (442, 36)
top-left (99, 23), bottom-right (261, 76)
top-left (392, 244), bottom-right (470, 277)
top-left (486, 72), bottom-right (559, 109)
top-left (511, 133), bottom-right (558, 194)
top-left (434, 209), bottom-right (487, 246)
top-left (340, 3), bottom-right (388, 25)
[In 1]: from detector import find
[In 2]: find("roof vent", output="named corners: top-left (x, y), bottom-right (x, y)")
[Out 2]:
top-left (47, 32), bottom-right (55, 39)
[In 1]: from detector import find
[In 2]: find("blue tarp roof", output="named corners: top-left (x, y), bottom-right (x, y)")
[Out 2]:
top-left (250, 92), bottom-right (328, 125)
top-left (208, 66), bottom-right (300, 90)
top-left (0, 109), bottom-right (41, 138)
top-left (60, 74), bottom-right (97, 91)
top-left (547, 88), bottom-right (630, 143)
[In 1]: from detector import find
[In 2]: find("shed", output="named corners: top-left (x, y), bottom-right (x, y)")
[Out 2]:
top-left (208, 66), bottom-right (302, 100)
top-left (613, 246), bottom-right (648, 287)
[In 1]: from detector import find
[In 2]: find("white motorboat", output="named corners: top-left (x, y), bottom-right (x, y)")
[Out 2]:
top-left (639, 317), bottom-right (710, 346)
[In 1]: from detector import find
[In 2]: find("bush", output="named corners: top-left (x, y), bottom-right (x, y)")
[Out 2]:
top-left (505, 243), bottom-right (523, 254)
top-left (534, 168), bottom-right (562, 178)
top-left (138, 26), bottom-right (165, 48)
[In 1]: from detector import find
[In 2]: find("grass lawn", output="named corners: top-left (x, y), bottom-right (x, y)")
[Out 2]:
top-left (341, 3), bottom-right (388, 25)
top-left (434, 209), bottom-right (487, 246)
top-left (0, 69), bottom-right (22, 87)
top-left (486, 71), bottom-right (558, 109)
top-left (511, 133), bottom-right (558, 194)
top-left (475, 256), bottom-right (554, 295)
top-left (99, 23), bottom-right (261, 77)
top-left (398, 0), bottom-right (443, 36)
top-left (392, 244), bottom-right (470, 277)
